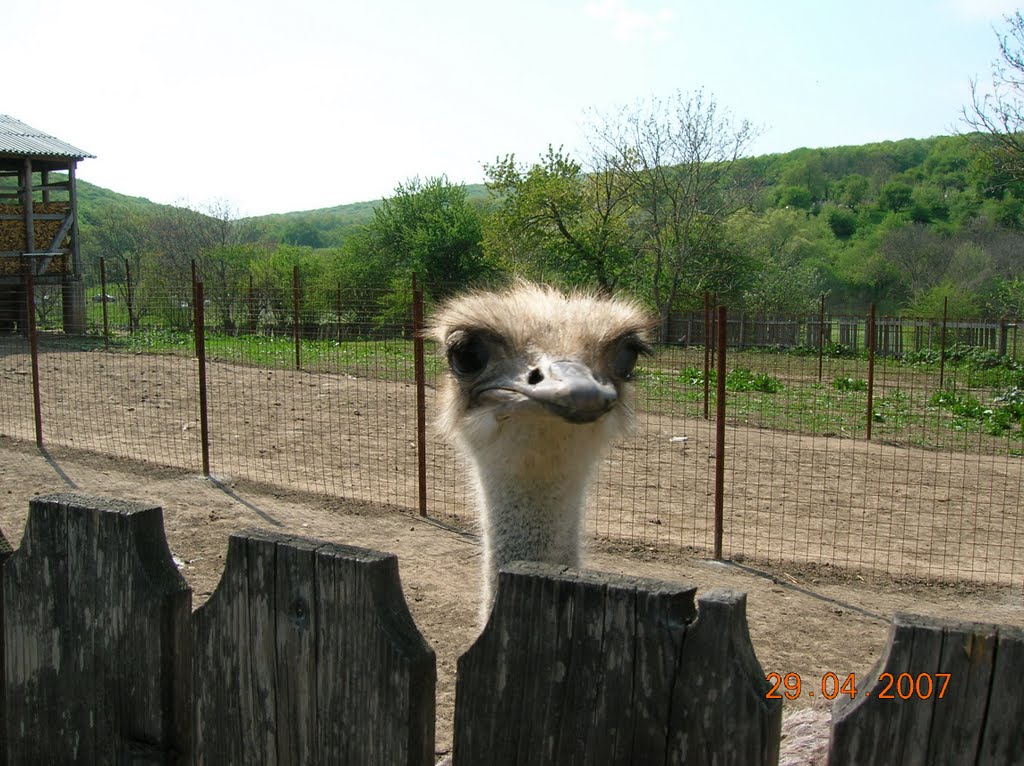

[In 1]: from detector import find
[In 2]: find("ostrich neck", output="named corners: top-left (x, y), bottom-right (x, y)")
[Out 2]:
top-left (466, 429), bottom-right (609, 606)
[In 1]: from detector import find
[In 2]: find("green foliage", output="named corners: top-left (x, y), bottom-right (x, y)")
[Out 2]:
top-left (872, 388), bottom-right (910, 425)
top-left (904, 282), bottom-right (983, 320)
top-left (366, 175), bottom-right (494, 299)
top-left (483, 146), bottom-right (635, 291)
top-left (929, 387), bottom-right (1024, 436)
top-left (670, 366), bottom-right (783, 393)
top-left (834, 376), bottom-right (868, 391)
top-left (774, 185), bottom-right (813, 209)
top-left (70, 129), bottom-right (1024, 326)
top-left (825, 206), bottom-right (857, 239)
top-left (878, 181), bottom-right (914, 212)
top-left (726, 368), bottom-right (784, 393)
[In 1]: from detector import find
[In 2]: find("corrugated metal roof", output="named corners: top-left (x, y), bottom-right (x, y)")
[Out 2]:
top-left (0, 114), bottom-right (94, 159)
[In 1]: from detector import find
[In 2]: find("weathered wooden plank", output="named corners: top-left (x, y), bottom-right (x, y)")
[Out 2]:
top-left (3, 493), bottom-right (191, 765)
top-left (0, 525), bottom-right (13, 766)
top-left (828, 613), bottom-right (1009, 766)
top-left (452, 563), bottom-right (780, 766)
top-left (192, 528), bottom-right (435, 766)
top-left (976, 624), bottom-right (1024, 765)
top-left (665, 589), bottom-right (782, 765)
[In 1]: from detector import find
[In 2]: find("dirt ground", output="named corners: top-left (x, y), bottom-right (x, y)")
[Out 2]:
top-left (4, 345), bottom-right (1023, 590)
top-left (1, 437), bottom-right (1022, 760)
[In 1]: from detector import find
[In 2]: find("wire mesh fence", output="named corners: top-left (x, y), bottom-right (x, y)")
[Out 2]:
top-left (1, 274), bottom-right (1021, 590)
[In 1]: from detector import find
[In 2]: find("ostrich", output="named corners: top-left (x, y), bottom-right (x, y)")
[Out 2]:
top-left (429, 282), bottom-right (653, 611)
top-left (430, 283), bottom-right (831, 766)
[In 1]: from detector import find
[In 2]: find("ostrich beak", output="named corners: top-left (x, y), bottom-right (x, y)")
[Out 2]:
top-left (478, 359), bottom-right (618, 424)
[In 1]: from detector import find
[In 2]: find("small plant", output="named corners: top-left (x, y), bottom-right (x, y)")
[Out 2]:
top-left (833, 376), bottom-right (867, 392)
top-left (873, 389), bottom-right (909, 426)
top-left (726, 368), bottom-right (783, 393)
top-left (929, 387), bottom-right (1024, 437)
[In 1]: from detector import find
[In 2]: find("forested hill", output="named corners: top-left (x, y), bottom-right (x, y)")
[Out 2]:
top-left (74, 131), bottom-right (1024, 320)
top-left (69, 133), bottom-right (991, 244)
top-left (235, 134), bottom-right (991, 248)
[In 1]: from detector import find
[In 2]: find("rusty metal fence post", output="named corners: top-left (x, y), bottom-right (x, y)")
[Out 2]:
top-left (336, 283), bottom-right (343, 343)
top-left (412, 276), bottom-right (428, 518)
top-left (99, 257), bottom-right (110, 349)
top-left (817, 293), bottom-right (825, 384)
top-left (939, 296), bottom-right (948, 389)
top-left (866, 304), bottom-right (876, 441)
top-left (125, 259), bottom-right (135, 333)
top-left (195, 281), bottom-right (211, 477)
top-left (247, 275), bottom-right (256, 334)
top-left (292, 265), bottom-right (301, 371)
top-left (703, 293), bottom-right (711, 420)
top-left (714, 305), bottom-right (726, 560)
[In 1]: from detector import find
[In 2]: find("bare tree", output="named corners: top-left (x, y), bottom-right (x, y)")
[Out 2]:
top-left (962, 12), bottom-right (1024, 187)
top-left (588, 89), bottom-right (762, 337)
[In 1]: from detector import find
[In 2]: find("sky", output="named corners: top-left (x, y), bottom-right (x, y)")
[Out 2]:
top-left (6, 0), bottom-right (1022, 217)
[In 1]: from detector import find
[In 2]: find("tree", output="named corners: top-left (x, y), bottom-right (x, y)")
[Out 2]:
top-left (588, 89), bottom-right (762, 337)
top-left (877, 223), bottom-right (950, 296)
top-left (85, 206), bottom-right (159, 330)
top-left (729, 209), bottom-right (831, 314)
top-left (334, 176), bottom-right (495, 328)
top-left (484, 146), bottom-right (636, 292)
top-left (878, 181), bottom-right (914, 212)
top-left (962, 12), bottom-right (1024, 189)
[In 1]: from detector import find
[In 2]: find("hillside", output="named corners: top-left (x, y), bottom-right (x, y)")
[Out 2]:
top-left (55, 131), bottom-right (1024, 319)
top-left (65, 133), bottom-right (993, 248)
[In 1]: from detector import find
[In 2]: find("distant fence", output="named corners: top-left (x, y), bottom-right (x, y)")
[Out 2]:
top-left (668, 303), bottom-right (1019, 358)
top-left (2, 494), bottom-right (1022, 764)
top-left (1, 275), bottom-right (1023, 589)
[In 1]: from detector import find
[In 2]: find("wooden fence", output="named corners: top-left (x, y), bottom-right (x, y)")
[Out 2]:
top-left (667, 309), bottom-right (1019, 358)
top-left (0, 494), bottom-right (1021, 765)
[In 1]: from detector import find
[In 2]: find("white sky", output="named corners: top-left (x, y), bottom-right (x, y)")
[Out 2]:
top-left (6, 0), bottom-right (1020, 217)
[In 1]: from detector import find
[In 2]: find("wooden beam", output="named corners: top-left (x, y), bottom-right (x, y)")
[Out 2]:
top-left (47, 210), bottom-right (74, 253)
top-left (69, 161), bottom-right (82, 278)
top-left (21, 158), bottom-right (34, 253)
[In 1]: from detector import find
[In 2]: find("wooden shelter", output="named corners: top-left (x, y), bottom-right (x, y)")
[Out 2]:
top-left (0, 114), bottom-right (94, 333)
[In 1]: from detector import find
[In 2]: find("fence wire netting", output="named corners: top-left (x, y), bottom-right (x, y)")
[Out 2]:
top-left (1, 281), bottom-right (1021, 590)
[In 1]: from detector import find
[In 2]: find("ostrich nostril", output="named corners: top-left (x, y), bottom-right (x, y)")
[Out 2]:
top-left (527, 368), bottom-right (544, 385)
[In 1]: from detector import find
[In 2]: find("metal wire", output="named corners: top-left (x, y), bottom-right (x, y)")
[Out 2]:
top-left (2, 282), bottom-right (1021, 590)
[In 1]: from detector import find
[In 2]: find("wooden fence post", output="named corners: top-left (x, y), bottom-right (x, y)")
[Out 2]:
top-left (0, 528), bottom-right (13, 766)
top-left (3, 494), bottom-right (192, 763)
top-left (192, 528), bottom-right (436, 765)
top-left (453, 562), bottom-right (781, 765)
top-left (829, 614), bottom-right (1024, 763)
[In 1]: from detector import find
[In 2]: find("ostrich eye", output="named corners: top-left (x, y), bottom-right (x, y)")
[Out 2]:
top-left (613, 336), bottom-right (651, 381)
top-left (448, 334), bottom-right (490, 377)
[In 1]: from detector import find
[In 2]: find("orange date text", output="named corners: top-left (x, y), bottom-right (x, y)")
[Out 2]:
top-left (765, 672), bottom-right (951, 701)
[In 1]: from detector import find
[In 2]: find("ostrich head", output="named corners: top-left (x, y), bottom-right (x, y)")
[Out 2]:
top-left (430, 282), bottom-right (653, 613)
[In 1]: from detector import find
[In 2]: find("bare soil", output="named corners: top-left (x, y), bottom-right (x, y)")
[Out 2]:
top-left (1, 345), bottom-right (1023, 759)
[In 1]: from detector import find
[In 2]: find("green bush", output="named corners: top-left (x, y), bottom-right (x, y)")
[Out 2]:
top-left (726, 368), bottom-right (783, 393)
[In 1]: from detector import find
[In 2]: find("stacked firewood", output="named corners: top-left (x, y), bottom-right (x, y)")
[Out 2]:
top-left (0, 203), bottom-right (70, 253)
